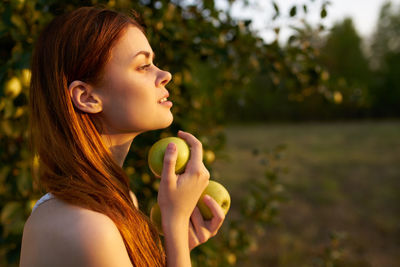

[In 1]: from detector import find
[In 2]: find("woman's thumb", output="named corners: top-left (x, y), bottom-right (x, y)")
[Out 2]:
top-left (161, 142), bottom-right (178, 185)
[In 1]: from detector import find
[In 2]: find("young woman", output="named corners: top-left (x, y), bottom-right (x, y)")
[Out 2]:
top-left (20, 6), bottom-right (225, 267)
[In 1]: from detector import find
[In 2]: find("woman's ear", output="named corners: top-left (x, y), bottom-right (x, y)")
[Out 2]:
top-left (68, 80), bottom-right (103, 113)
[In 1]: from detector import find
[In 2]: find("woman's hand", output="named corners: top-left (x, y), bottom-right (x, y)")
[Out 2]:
top-left (157, 130), bottom-right (210, 227)
top-left (156, 130), bottom-right (222, 266)
top-left (188, 195), bottom-right (226, 250)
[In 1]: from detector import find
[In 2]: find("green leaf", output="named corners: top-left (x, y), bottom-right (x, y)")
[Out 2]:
top-left (3, 98), bottom-right (15, 119)
top-left (203, 0), bottom-right (215, 10)
top-left (272, 1), bottom-right (280, 19)
top-left (1, 202), bottom-right (23, 225)
top-left (273, 1), bottom-right (279, 13)
top-left (17, 167), bottom-right (32, 197)
top-left (290, 6), bottom-right (297, 17)
top-left (303, 4), bottom-right (308, 14)
top-left (321, 8), bottom-right (327, 18)
top-left (288, 35), bottom-right (297, 44)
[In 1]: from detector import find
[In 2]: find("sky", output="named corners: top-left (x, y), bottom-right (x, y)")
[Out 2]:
top-left (214, 0), bottom-right (400, 44)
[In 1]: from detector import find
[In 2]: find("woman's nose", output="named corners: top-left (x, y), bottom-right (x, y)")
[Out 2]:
top-left (158, 70), bottom-right (172, 87)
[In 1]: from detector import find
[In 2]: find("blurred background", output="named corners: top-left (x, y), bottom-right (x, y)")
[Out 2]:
top-left (1, 0), bottom-right (399, 266)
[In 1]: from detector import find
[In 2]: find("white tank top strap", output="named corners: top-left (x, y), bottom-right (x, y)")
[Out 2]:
top-left (31, 192), bottom-right (55, 213)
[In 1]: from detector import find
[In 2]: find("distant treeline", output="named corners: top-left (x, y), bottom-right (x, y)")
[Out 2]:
top-left (221, 2), bottom-right (400, 122)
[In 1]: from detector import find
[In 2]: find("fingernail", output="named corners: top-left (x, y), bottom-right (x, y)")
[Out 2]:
top-left (167, 143), bottom-right (176, 151)
top-left (204, 195), bottom-right (211, 201)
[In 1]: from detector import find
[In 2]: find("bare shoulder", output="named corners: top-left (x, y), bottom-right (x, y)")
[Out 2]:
top-left (20, 198), bottom-right (133, 267)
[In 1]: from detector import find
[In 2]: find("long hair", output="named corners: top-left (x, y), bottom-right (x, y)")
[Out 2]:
top-left (29, 6), bottom-right (166, 266)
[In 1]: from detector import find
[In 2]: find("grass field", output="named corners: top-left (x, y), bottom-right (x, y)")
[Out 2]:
top-left (211, 120), bottom-right (400, 267)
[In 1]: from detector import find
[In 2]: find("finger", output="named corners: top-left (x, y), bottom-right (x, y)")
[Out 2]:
top-left (189, 222), bottom-right (199, 250)
top-left (202, 195), bottom-right (225, 234)
top-left (161, 142), bottom-right (178, 187)
top-left (190, 207), bottom-right (209, 243)
top-left (177, 131), bottom-right (203, 171)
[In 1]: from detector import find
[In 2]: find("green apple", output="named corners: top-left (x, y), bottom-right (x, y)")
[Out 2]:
top-left (150, 180), bottom-right (231, 235)
top-left (4, 76), bottom-right (22, 98)
top-left (148, 137), bottom-right (190, 177)
top-left (203, 149), bottom-right (216, 164)
top-left (197, 180), bottom-right (231, 220)
top-left (21, 69), bottom-right (31, 87)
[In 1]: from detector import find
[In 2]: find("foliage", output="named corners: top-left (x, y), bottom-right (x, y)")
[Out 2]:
top-left (315, 1), bottom-right (400, 119)
top-left (318, 17), bottom-right (372, 117)
top-left (369, 1), bottom-right (400, 117)
top-left (190, 144), bottom-right (288, 266)
top-left (0, 0), bottom-right (307, 266)
top-left (6, 0), bottom-right (383, 265)
top-left (223, 1), bottom-right (400, 122)
top-left (223, 0), bottom-right (335, 121)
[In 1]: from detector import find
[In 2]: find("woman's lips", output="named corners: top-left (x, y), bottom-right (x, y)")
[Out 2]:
top-left (159, 99), bottom-right (173, 107)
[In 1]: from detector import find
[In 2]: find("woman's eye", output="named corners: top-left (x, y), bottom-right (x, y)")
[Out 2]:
top-left (139, 64), bottom-right (151, 70)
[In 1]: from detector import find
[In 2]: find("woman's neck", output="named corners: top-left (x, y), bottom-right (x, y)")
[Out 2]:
top-left (101, 133), bottom-right (137, 167)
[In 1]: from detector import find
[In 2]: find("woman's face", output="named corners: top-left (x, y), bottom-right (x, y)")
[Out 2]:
top-left (96, 26), bottom-right (173, 135)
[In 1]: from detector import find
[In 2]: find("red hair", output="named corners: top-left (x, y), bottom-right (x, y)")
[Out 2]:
top-left (29, 6), bottom-right (165, 266)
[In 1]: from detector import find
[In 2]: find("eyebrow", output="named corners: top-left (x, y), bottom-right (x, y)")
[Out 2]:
top-left (133, 50), bottom-right (156, 61)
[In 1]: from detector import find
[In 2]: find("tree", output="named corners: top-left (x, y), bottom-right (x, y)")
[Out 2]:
top-left (222, 1), bottom-right (334, 121)
top-left (318, 17), bottom-right (371, 117)
top-left (369, 1), bottom-right (400, 117)
top-left (0, 0), bottom-right (323, 265)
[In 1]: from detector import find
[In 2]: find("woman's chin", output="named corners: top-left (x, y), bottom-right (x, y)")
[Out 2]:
top-left (155, 114), bottom-right (174, 130)
top-left (163, 116), bottom-right (174, 128)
